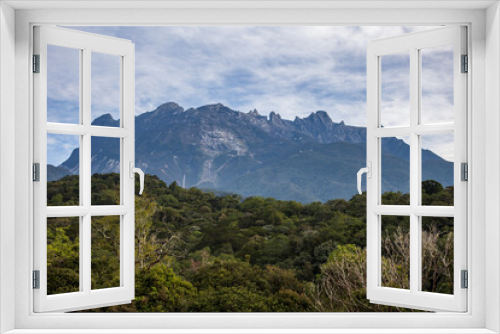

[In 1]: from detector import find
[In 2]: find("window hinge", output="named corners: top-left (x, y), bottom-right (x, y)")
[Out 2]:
top-left (33, 54), bottom-right (40, 73)
top-left (33, 270), bottom-right (40, 289)
top-left (461, 54), bottom-right (468, 73)
top-left (461, 270), bottom-right (468, 289)
top-left (33, 163), bottom-right (40, 182)
top-left (461, 162), bottom-right (468, 181)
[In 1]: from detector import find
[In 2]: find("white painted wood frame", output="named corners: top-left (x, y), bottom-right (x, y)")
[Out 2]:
top-left (32, 26), bottom-right (136, 312)
top-left (4, 4), bottom-right (492, 333)
top-left (366, 26), bottom-right (467, 312)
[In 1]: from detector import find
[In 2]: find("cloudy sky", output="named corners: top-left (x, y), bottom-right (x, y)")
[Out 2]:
top-left (47, 25), bottom-right (454, 165)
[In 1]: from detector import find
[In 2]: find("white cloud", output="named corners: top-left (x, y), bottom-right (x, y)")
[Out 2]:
top-left (91, 52), bottom-right (121, 121)
top-left (65, 26), bottom-right (437, 124)
top-left (51, 25), bottom-right (453, 160)
top-left (422, 133), bottom-right (454, 162)
top-left (47, 134), bottom-right (79, 166)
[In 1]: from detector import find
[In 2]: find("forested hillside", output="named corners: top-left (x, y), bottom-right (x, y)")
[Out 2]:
top-left (47, 174), bottom-right (454, 312)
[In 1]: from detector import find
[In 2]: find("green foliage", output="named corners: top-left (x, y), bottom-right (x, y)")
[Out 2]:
top-left (189, 286), bottom-right (270, 312)
top-left (134, 265), bottom-right (196, 312)
top-left (314, 244), bottom-right (416, 312)
top-left (91, 215), bottom-right (121, 290)
top-left (46, 174), bottom-right (454, 312)
top-left (422, 180), bottom-right (444, 195)
top-left (47, 220), bottom-right (79, 295)
top-left (91, 173), bottom-right (120, 205)
top-left (84, 264), bottom-right (197, 313)
top-left (187, 259), bottom-right (313, 312)
top-left (47, 175), bottom-right (80, 206)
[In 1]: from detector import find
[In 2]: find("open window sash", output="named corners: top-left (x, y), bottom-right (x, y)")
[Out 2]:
top-left (33, 26), bottom-right (136, 312)
top-left (365, 26), bottom-right (467, 312)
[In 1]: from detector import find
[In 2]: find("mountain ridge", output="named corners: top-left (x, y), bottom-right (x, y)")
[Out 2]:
top-left (50, 102), bottom-right (453, 202)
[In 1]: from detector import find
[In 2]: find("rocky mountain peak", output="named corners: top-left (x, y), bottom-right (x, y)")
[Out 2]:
top-left (91, 113), bottom-right (119, 127)
top-left (269, 111), bottom-right (283, 124)
top-left (154, 101), bottom-right (184, 114)
top-left (305, 110), bottom-right (332, 125)
top-left (248, 109), bottom-right (260, 117)
top-left (198, 103), bottom-right (235, 114)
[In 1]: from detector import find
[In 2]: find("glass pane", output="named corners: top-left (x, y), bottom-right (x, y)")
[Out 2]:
top-left (421, 133), bottom-right (454, 206)
top-left (91, 216), bottom-right (120, 290)
top-left (380, 51), bottom-right (410, 128)
top-left (421, 217), bottom-right (454, 294)
top-left (381, 136), bottom-right (410, 205)
top-left (47, 45), bottom-right (80, 124)
top-left (47, 134), bottom-right (80, 206)
top-left (381, 215), bottom-right (410, 289)
top-left (91, 52), bottom-right (121, 127)
top-left (91, 137), bottom-right (120, 205)
top-left (421, 44), bottom-right (454, 125)
top-left (47, 217), bottom-right (80, 295)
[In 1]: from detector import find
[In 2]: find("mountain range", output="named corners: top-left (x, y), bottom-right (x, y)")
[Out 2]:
top-left (49, 102), bottom-right (453, 203)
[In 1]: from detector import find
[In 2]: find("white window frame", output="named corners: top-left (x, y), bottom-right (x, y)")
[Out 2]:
top-left (33, 26), bottom-right (136, 312)
top-left (1, 1), bottom-right (499, 333)
top-left (366, 26), bottom-right (468, 312)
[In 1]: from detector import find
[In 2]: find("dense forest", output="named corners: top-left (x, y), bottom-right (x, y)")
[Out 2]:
top-left (46, 174), bottom-right (454, 312)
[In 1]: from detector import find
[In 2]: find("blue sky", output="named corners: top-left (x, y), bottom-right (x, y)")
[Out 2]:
top-left (47, 26), bottom-right (454, 165)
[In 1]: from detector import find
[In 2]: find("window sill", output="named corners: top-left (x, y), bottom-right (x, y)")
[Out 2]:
top-left (4, 329), bottom-right (497, 334)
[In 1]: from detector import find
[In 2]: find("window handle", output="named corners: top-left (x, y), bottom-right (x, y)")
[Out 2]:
top-left (129, 162), bottom-right (145, 195)
top-left (357, 162), bottom-right (371, 195)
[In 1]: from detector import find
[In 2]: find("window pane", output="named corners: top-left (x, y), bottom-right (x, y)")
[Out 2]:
top-left (421, 133), bottom-right (454, 206)
top-left (421, 217), bottom-right (454, 294)
top-left (91, 216), bottom-right (120, 290)
top-left (47, 134), bottom-right (80, 206)
top-left (47, 217), bottom-right (80, 295)
top-left (421, 44), bottom-right (454, 125)
top-left (380, 51), bottom-right (410, 128)
top-left (91, 137), bottom-right (120, 205)
top-left (381, 137), bottom-right (410, 205)
top-left (47, 45), bottom-right (80, 124)
top-left (91, 52), bottom-right (121, 127)
top-left (381, 215), bottom-right (410, 290)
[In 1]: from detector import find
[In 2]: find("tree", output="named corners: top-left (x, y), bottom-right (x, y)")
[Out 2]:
top-left (86, 264), bottom-right (196, 312)
top-left (314, 225), bottom-right (452, 312)
top-left (422, 180), bottom-right (444, 195)
top-left (314, 244), bottom-right (370, 312)
top-left (421, 225), bottom-right (454, 294)
top-left (381, 226), bottom-right (410, 290)
top-left (136, 195), bottom-right (186, 270)
top-left (47, 225), bottom-right (79, 295)
top-left (133, 264), bottom-right (196, 312)
top-left (187, 259), bottom-right (313, 312)
top-left (91, 215), bottom-right (121, 289)
top-left (48, 174), bottom-right (455, 313)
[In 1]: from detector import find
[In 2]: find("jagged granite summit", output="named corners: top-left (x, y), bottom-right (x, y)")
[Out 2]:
top-left (50, 102), bottom-right (452, 202)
